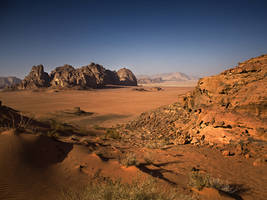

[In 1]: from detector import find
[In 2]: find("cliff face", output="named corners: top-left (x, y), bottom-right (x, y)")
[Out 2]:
top-left (124, 54), bottom-right (267, 147)
top-left (19, 63), bottom-right (137, 89)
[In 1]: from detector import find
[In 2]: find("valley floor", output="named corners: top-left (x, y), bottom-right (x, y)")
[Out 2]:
top-left (0, 86), bottom-right (266, 200)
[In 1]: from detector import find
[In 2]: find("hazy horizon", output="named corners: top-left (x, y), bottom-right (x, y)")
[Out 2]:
top-left (0, 0), bottom-right (267, 79)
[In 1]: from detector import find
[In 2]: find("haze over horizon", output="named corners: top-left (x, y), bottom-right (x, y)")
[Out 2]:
top-left (0, 0), bottom-right (267, 79)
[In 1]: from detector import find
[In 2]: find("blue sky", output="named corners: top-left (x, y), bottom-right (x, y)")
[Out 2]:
top-left (0, 0), bottom-right (267, 78)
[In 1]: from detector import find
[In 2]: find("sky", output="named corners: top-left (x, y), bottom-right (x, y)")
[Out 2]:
top-left (0, 0), bottom-right (267, 78)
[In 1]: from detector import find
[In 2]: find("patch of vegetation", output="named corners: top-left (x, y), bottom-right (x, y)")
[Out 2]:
top-left (188, 170), bottom-right (240, 194)
top-left (0, 111), bottom-right (34, 134)
top-left (47, 119), bottom-right (75, 137)
top-left (46, 131), bottom-right (60, 138)
top-left (105, 128), bottom-right (121, 139)
top-left (120, 152), bottom-right (139, 167)
top-left (59, 177), bottom-right (193, 200)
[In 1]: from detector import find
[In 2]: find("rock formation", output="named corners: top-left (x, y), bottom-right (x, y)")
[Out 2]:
top-left (18, 63), bottom-right (137, 89)
top-left (0, 77), bottom-right (21, 89)
top-left (122, 54), bottom-right (267, 149)
top-left (18, 65), bottom-right (50, 89)
top-left (117, 68), bottom-right (137, 86)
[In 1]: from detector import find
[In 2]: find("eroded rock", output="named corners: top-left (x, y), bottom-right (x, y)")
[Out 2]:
top-left (18, 65), bottom-right (50, 89)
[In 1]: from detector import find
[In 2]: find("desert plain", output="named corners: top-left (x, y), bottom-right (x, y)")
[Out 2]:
top-left (0, 55), bottom-right (267, 200)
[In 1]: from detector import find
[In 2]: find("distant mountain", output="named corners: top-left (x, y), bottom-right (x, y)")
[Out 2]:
top-left (137, 72), bottom-right (198, 84)
top-left (0, 77), bottom-right (21, 88)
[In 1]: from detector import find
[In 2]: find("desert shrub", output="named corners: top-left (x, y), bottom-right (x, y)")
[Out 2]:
top-left (188, 171), bottom-right (211, 190)
top-left (48, 119), bottom-right (75, 136)
top-left (46, 131), bottom-right (60, 138)
top-left (59, 177), bottom-right (192, 200)
top-left (188, 171), bottom-right (239, 194)
top-left (2, 112), bottom-right (34, 133)
top-left (120, 152), bottom-right (139, 167)
top-left (105, 128), bottom-right (121, 139)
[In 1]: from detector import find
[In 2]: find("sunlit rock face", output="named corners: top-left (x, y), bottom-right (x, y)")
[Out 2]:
top-left (124, 54), bottom-right (267, 146)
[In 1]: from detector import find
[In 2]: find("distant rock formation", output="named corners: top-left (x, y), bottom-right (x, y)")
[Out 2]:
top-left (137, 72), bottom-right (198, 84)
top-left (18, 63), bottom-right (137, 89)
top-left (138, 77), bottom-right (163, 84)
top-left (18, 65), bottom-right (51, 89)
top-left (0, 77), bottom-right (21, 89)
top-left (122, 54), bottom-right (267, 148)
top-left (117, 68), bottom-right (137, 86)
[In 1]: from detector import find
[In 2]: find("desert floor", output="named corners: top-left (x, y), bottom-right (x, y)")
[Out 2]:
top-left (0, 86), bottom-right (266, 200)
top-left (0, 86), bottom-right (193, 127)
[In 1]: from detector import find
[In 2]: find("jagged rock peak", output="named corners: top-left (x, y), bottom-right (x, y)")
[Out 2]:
top-left (18, 65), bottom-right (50, 89)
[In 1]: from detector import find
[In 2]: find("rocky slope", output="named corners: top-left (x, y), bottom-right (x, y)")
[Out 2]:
top-left (0, 77), bottom-right (21, 88)
top-left (122, 54), bottom-right (267, 152)
top-left (18, 63), bottom-right (137, 89)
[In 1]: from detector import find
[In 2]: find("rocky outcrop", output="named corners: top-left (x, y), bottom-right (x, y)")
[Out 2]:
top-left (117, 68), bottom-right (137, 86)
top-left (121, 54), bottom-right (267, 148)
top-left (18, 65), bottom-right (50, 89)
top-left (19, 63), bottom-right (137, 89)
top-left (0, 77), bottom-right (21, 89)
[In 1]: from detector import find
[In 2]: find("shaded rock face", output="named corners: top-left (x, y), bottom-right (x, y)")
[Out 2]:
top-left (19, 65), bottom-right (50, 89)
top-left (19, 63), bottom-right (136, 89)
top-left (0, 77), bottom-right (21, 89)
top-left (117, 68), bottom-right (137, 86)
top-left (122, 54), bottom-right (267, 147)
